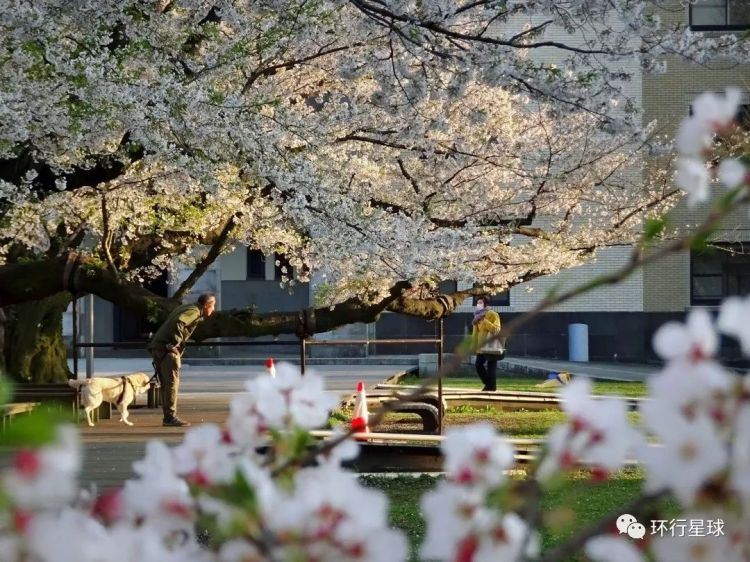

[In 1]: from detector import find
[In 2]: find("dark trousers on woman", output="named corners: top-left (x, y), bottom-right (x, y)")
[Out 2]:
top-left (475, 353), bottom-right (498, 391)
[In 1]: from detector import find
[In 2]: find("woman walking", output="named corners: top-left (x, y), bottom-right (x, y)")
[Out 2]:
top-left (472, 296), bottom-right (503, 391)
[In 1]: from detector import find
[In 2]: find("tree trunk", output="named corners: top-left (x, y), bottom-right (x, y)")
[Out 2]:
top-left (5, 293), bottom-right (73, 383)
top-left (0, 308), bottom-right (6, 377)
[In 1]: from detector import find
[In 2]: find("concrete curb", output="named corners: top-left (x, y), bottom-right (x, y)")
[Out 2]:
top-left (339, 367), bottom-right (418, 409)
top-left (183, 356), bottom-right (418, 367)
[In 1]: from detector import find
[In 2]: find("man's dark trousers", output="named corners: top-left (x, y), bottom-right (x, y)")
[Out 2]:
top-left (151, 348), bottom-right (180, 420)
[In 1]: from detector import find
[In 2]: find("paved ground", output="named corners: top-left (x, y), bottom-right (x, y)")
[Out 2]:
top-left (500, 356), bottom-right (656, 382)
top-left (67, 358), bottom-right (409, 397)
top-left (0, 361), bottom-right (414, 490)
top-left (70, 355), bottom-right (659, 385)
top-left (2, 355), bottom-right (657, 490)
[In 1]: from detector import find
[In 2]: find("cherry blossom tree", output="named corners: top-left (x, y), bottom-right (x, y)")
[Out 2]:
top-left (1, 0), bottom-right (748, 381)
top-left (0, 84), bottom-right (749, 560)
top-left (2, 295), bottom-right (750, 562)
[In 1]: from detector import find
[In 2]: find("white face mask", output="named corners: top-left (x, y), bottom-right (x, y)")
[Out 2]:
top-left (476, 303), bottom-right (485, 311)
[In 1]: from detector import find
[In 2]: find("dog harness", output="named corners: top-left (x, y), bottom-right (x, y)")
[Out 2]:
top-left (115, 376), bottom-right (138, 406)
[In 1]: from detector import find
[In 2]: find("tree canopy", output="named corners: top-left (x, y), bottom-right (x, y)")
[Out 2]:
top-left (1, 0), bottom-right (746, 326)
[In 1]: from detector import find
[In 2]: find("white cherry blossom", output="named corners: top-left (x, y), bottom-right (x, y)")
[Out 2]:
top-left (171, 424), bottom-right (236, 485)
top-left (690, 88), bottom-right (743, 132)
top-left (227, 364), bottom-right (336, 448)
top-left (638, 413), bottom-right (728, 506)
top-left (652, 308), bottom-right (718, 362)
top-left (3, 0), bottom-right (738, 306)
top-left (538, 379), bottom-right (642, 479)
top-left (729, 405), bottom-right (750, 506)
top-left (676, 118), bottom-right (713, 158)
top-left (265, 464), bottom-right (408, 562)
top-left (718, 159), bottom-right (748, 189)
top-left (441, 422), bottom-right (515, 490)
top-left (643, 360), bottom-right (736, 420)
top-left (1, 425), bottom-right (81, 510)
top-left (585, 535), bottom-right (645, 562)
top-left (718, 296), bottom-right (750, 356)
top-left (420, 480), bottom-right (538, 562)
top-left (675, 158), bottom-right (711, 207)
top-left (122, 441), bottom-right (195, 537)
top-left (651, 525), bottom-right (735, 562)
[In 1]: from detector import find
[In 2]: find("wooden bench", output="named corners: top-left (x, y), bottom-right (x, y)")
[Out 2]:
top-left (1, 402), bottom-right (38, 431)
top-left (12, 383), bottom-right (79, 417)
top-left (389, 401), bottom-right (440, 434)
top-left (9, 378), bottom-right (162, 426)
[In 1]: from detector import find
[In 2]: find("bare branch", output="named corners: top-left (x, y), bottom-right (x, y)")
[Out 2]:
top-left (99, 191), bottom-right (120, 282)
top-left (242, 43), bottom-right (359, 93)
top-left (348, 0), bottom-right (618, 55)
top-left (172, 214), bottom-right (237, 301)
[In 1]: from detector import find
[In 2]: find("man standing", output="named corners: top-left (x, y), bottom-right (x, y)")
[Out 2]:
top-left (149, 292), bottom-right (216, 427)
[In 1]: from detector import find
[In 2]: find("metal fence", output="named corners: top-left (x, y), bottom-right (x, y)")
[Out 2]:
top-left (71, 296), bottom-right (446, 432)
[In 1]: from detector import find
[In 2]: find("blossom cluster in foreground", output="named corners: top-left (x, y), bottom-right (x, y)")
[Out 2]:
top-left (2, 295), bottom-right (750, 561)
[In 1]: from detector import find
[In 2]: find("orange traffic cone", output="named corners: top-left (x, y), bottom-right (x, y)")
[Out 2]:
top-left (266, 358), bottom-right (276, 378)
top-left (351, 380), bottom-right (370, 436)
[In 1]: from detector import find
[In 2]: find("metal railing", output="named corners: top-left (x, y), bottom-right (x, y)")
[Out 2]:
top-left (303, 321), bottom-right (445, 432)
top-left (70, 297), bottom-right (446, 432)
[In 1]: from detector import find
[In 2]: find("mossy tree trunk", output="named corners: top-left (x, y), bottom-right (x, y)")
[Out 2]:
top-left (5, 292), bottom-right (73, 383)
top-left (0, 308), bottom-right (6, 377)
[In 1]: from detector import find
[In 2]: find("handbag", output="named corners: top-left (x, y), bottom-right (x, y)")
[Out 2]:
top-left (479, 334), bottom-right (505, 357)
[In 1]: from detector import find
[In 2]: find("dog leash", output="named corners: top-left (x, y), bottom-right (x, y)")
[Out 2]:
top-left (150, 347), bottom-right (171, 386)
top-left (115, 376), bottom-right (138, 406)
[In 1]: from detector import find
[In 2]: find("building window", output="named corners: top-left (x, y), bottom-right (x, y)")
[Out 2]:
top-left (691, 245), bottom-right (750, 306)
top-left (473, 289), bottom-right (510, 307)
top-left (737, 104), bottom-right (750, 129)
top-left (690, 1), bottom-right (750, 31)
top-left (246, 249), bottom-right (265, 279)
top-left (438, 280), bottom-right (458, 294)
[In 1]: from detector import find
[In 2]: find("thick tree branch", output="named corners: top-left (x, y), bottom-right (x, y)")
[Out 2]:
top-left (172, 214), bottom-right (237, 301)
top-left (0, 255), bottom-right (415, 339)
top-left (0, 134), bottom-right (144, 196)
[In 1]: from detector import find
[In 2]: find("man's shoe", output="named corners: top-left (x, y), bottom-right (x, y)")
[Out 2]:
top-left (482, 387), bottom-right (496, 392)
top-left (162, 417), bottom-right (191, 427)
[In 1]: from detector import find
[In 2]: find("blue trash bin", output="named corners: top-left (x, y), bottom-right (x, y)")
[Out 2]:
top-left (568, 323), bottom-right (589, 362)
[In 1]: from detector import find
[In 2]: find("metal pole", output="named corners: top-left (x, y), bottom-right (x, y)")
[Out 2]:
top-left (72, 296), bottom-right (79, 379)
top-left (437, 318), bottom-right (444, 435)
top-left (85, 293), bottom-right (94, 379)
top-left (300, 337), bottom-right (306, 375)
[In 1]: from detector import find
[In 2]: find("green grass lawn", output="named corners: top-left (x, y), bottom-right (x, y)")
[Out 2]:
top-left (332, 405), bottom-right (641, 439)
top-left (397, 373), bottom-right (647, 397)
top-left (444, 407), bottom-right (641, 438)
top-left (330, 372), bottom-right (645, 438)
top-left (362, 469), bottom-right (677, 562)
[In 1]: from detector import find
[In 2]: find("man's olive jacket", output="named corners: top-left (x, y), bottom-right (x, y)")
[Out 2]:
top-left (148, 303), bottom-right (204, 352)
